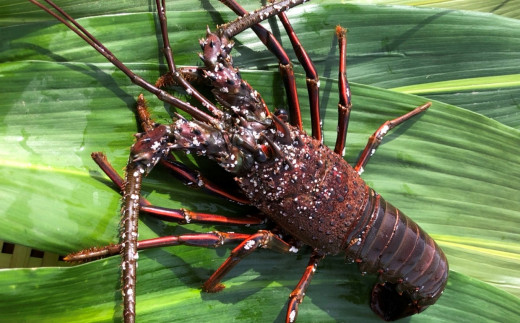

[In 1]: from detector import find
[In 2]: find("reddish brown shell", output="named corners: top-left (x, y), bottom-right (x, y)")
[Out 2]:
top-left (237, 129), bottom-right (367, 255)
top-left (236, 127), bottom-right (448, 321)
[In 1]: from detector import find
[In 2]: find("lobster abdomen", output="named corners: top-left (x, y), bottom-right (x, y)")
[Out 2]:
top-left (237, 131), bottom-right (447, 320)
top-left (346, 191), bottom-right (449, 321)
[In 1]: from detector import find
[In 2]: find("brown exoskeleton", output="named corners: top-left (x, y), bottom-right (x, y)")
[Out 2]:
top-left (30, 0), bottom-right (448, 322)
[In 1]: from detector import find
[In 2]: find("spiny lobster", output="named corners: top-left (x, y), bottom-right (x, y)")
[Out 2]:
top-left (30, 0), bottom-right (448, 322)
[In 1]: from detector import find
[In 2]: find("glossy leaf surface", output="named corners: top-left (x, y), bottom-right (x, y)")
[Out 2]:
top-left (1, 0), bottom-right (519, 321)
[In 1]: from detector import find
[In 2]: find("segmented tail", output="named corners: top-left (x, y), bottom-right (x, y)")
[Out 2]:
top-left (346, 190), bottom-right (448, 321)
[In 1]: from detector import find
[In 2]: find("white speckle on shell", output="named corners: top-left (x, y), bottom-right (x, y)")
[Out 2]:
top-left (244, 240), bottom-right (256, 250)
top-left (381, 124), bottom-right (390, 136)
top-left (289, 310), bottom-right (296, 322)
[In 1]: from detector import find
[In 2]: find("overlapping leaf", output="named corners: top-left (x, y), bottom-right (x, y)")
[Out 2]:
top-left (0, 0), bottom-right (519, 321)
top-left (5, 0), bottom-right (520, 129)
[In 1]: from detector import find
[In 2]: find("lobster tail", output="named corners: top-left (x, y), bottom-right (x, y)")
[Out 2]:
top-left (371, 282), bottom-right (421, 321)
top-left (345, 190), bottom-right (448, 320)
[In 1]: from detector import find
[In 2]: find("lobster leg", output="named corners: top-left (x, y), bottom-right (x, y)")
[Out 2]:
top-left (202, 230), bottom-right (299, 292)
top-left (275, 5), bottom-right (322, 141)
top-left (92, 152), bottom-right (261, 225)
top-left (135, 95), bottom-right (251, 204)
top-left (354, 102), bottom-right (431, 174)
top-left (160, 156), bottom-right (250, 204)
top-left (220, 0), bottom-right (302, 130)
top-left (286, 251), bottom-right (325, 323)
top-left (334, 26), bottom-right (353, 157)
top-left (64, 232), bottom-right (251, 262)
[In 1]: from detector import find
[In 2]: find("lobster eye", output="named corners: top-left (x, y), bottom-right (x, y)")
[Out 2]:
top-left (274, 108), bottom-right (289, 122)
top-left (255, 149), bottom-right (267, 163)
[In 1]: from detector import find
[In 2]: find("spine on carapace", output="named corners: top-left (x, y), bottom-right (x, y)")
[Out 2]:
top-left (345, 190), bottom-right (448, 321)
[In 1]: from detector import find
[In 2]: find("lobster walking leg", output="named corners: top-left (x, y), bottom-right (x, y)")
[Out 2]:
top-left (160, 156), bottom-right (251, 204)
top-left (354, 102), bottom-right (431, 174)
top-left (92, 152), bottom-right (261, 225)
top-left (286, 252), bottom-right (325, 323)
top-left (65, 232), bottom-right (251, 262)
top-left (202, 230), bottom-right (299, 293)
top-left (136, 95), bottom-right (250, 204)
top-left (275, 6), bottom-right (322, 140)
top-left (334, 26), bottom-right (353, 156)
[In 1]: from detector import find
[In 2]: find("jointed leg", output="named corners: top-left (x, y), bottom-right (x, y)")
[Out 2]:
top-left (334, 26), bottom-right (353, 157)
top-left (136, 95), bottom-right (250, 205)
top-left (93, 115), bottom-right (247, 322)
top-left (274, 5), bottom-right (322, 141)
top-left (91, 152), bottom-right (261, 225)
top-left (160, 155), bottom-right (251, 205)
top-left (203, 230), bottom-right (299, 292)
top-left (327, 25), bottom-right (429, 173)
top-left (354, 102), bottom-right (431, 174)
top-left (286, 251), bottom-right (325, 323)
top-left (64, 231), bottom-right (251, 262)
top-left (92, 137), bottom-right (260, 323)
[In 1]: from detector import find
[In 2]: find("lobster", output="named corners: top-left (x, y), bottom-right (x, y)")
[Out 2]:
top-left (30, 0), bottom-right (448, 322)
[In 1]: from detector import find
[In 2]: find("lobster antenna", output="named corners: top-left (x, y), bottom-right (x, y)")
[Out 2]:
top-left (218, 0), bottom-right (307, 39)
top-left (28, 0), bottom-right (219, 125)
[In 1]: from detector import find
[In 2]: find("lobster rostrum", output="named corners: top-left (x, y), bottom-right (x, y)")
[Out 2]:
top-left (31, 0), bottom-right (448, 322)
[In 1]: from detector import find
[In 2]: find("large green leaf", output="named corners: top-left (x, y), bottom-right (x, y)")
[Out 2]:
top-left (1, 0), bottom-right (519, 322)
top-left (1, 255), bottom-right (520, 322)
top-left (347, 0), bottom-right (520, 19)
top-left (6, 0), bottom-right (520, 130)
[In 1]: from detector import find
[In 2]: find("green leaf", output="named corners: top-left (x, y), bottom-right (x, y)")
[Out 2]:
top-left (1, 0), bottom-right (519, 322)
top-left (6, 0), bottom-right (520, 129)
top-left (345, 0), bottom-right (520, 19)
top-left (1, 256), bottom-right (520, 322)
